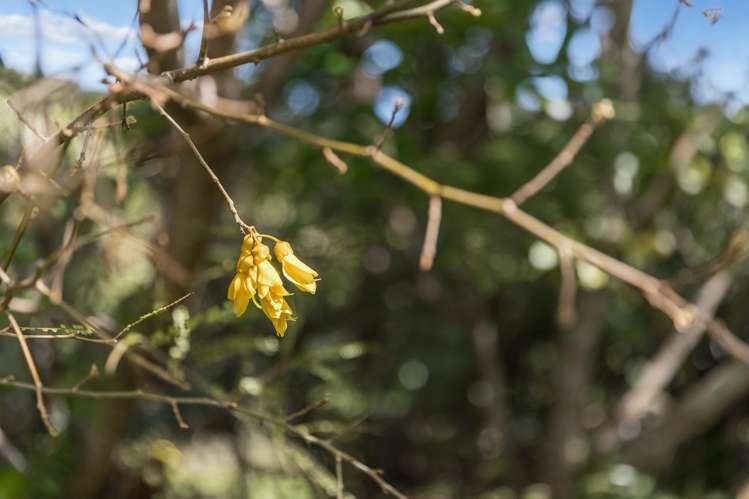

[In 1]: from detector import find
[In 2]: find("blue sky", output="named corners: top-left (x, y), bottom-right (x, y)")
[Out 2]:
top-left (0, 0), bottom-right (744, 110)
top-left (0, 0), bottom-right (203, 88)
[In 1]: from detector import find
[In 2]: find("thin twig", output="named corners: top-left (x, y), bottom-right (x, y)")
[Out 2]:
top-left (33, 280), bottom-right (190, 390)
top-left (2, 205), bottom-right (35, 271)
top-left (72, 364), bottom-right (100, 392)
top-left (427, 11), bottom-right (444, 33)
top-left (323, 147), bottom-right (348, 174)
top-left (196, 0), bottom-right (211, 67)
top-left (510, 99), bottom-right (614, 206)
top-left (0, 330), bottom-right (112, 344)
top-left (285, 397), bottom-right (329, 423)
top-left (336, 455), bottom-right (344, 499)
top-left (1, 215), bottom-right (155, 310)
top-left (6, 99), bottom-right (45, 141)
top-left (152, 102), bottom-right (251, 234)
top-left (374, 99), bottom-right (404, 150)
top-left (419, 195), bottom-right (442, 271)
top-left (6, 312), bottom-right (58, 436)
top-left (171, 400), bottom-right (190, 430)
top-left (115, 292), bottom-right (193, 340)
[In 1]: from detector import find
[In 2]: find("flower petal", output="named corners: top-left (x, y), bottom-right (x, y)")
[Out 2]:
top-left (241, 234), bottom-right (255, 255)
top-left (233, 287), bottom-right (251, 316)
top-left (282, 265), bottom-right (317, 294)
top-left (252, 242), bottom-right (271, 263)
top-left (227, 274), bottom-right (242, 301)
top-left (261, 297), bottom-right (282, 319)
top-left (285, 253), bottom-right (318, 278)
top-left (258, 260), bottom-right (284, 288)
top-left (271, 317), bottom-right (288, 337)
top-left (236, 255), bottom-right (254, 273)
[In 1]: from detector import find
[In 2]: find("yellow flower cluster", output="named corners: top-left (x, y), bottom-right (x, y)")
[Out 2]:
top-left (227, 233), bottom-right (319, 337)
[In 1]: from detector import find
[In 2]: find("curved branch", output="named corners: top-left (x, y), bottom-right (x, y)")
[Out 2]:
top-left (143, 83), bottom-right (749, 366)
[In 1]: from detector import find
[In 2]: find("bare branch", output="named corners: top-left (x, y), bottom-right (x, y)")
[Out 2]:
top-left (336, 455), bottom-right (344, 499)
top-left (115, 292), bottom-right (193, 340)
top-left (1, 216), bottom-right (155, 311)
top-left (6, 99), bottom-right (45, 141)
top-left (2, 205), bottom-right (36, 271)
top-left (617, 271), bottom-right (733, 426)
top-left (285, 397), bottom-right (330, 423)
top-left (171, 400), bottom-right (190, 430)
top-left (196, 0), bottom-right (211, 66)
top-left (33, 280), bottom-right (190, 390)
top-left (152, 101), bottom-right (251, 234)
top-left (6, 312), bottom-right (58, 436)
top-left (623, 360), bottom-right (749, 469)
top-left (419, 195), bottom-right (442, 271)
top-left (163, 0), bottom-right (473, 82)
top-left (0, 379), bottom-right (407, 499)
top-left (72, 364), bottom-right (100, 392)
top-left (510, 99), bottom-right (614, 206)
top-left (140, 86), bottom-right (749, 366)
top-left (323, 147), bottom-right (348, 174)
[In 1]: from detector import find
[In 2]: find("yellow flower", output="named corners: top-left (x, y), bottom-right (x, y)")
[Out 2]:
top-left (274, 241), bottom-right (319, 294)
top-left (236, 254), bottom-right (254, 273)
top-left (261, 291), bottom-right (284, 318)
top-left (251, 242), bottom-right (270, 262)
top-left (228, 235), bottom-right (259, 317)
top-left (269, 298), bottom-right (294, 337)
top-left (228, 272), bottom-right (255, 316)
top-left (228, 233), bottom-right (312, 337)
top-left (241, 234), bottom-right (255, 255)
top-left (259, 285), bottom-right (295, 336)
top-left (251, 242), bottom-right (286, 299)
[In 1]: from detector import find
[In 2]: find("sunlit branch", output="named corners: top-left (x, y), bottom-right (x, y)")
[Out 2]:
top-left (135, 82), bottom-right (749, 366)
top-left (163, 0), bottom-right (471, 83)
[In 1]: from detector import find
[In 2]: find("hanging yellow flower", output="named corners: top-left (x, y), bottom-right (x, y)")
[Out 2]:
top-left (274, 241), bottom-right (320, 294)
top-left (227, 230), bottom-right (318, 337)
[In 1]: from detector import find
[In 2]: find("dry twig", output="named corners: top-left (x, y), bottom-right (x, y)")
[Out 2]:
top-left (6, 312), bottom-right (58, 436)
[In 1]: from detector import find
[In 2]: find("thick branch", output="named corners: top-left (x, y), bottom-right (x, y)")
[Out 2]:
top-left (163, 0), bottom-right (461, 82)
top-left (126, 82), bottom-right (749, 367)
top-left (617, 271), bottom-right (733, 426)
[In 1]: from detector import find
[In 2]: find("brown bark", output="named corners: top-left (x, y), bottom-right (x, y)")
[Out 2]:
top-left (68, 1), bottom-right (243, 494)
top-left (70, 396), bottom-right (138, 498)
top-left (159, 0), bottom-right (243, 296)
top-left (139, 0), bottom-right (184, 74)
top-left (543, 292), bottom-right (608, 499)
top-left (471, 319), bottom-right (511, 455)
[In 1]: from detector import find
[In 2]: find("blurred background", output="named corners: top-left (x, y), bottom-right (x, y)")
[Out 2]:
top-left (1, 0), bottom-right (749, 498)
